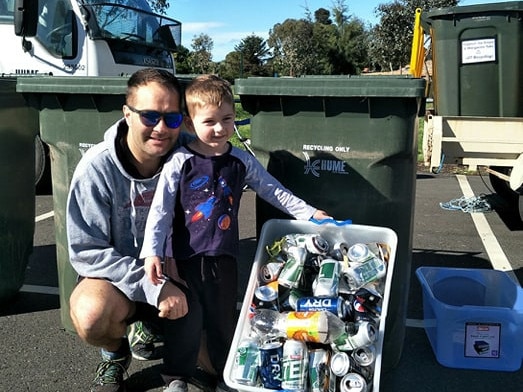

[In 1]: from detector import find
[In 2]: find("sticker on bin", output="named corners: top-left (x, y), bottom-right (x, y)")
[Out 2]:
top-left (224, 219), bottom-right (397, 392)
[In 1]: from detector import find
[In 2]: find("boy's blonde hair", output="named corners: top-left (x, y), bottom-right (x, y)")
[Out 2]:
top-left (185, 74), bottom-right (235, 117)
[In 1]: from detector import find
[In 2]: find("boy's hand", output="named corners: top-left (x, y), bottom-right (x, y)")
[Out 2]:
top-left (144, 256), bottom-right (163, 285)
top-left (312, 209), bottom-right (332, 221)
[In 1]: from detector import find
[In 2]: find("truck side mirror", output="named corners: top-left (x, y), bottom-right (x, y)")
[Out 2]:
top-left (14, 0), bottom-right (38, 37)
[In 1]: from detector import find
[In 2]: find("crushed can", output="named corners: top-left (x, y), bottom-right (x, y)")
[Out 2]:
top-left (332, 321), bottom-right (377, 351)
top-left (309, 349), bottom-right (330, 392)
top-left (253, 281), bottom-right (279, 311)
top-left (278, 246), bottom-right (307, 289)
top-left (312, 258), bottom-right (341, 297)
top-left (343, 244), bottom-right (386, 290)
top-left (259, 262), bottom-right (284, 284)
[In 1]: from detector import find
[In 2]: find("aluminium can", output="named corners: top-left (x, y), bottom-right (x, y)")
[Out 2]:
top-left (333, 321), bottom-right (377, 351)
top-left (281, 339), bottom-right (308, 391)
top-left (278, 246), bottom-right (307, 289)
top-left (253, 282), bottom-right (279, 311)
top-left (339, 372), bottom-right (368, 392)
top-left (232, 338), bottom-right (259, 386)
top-left (330, 351), bottom-right (372, 383)
top-left (259, 262), bottom-right (284, 284)
top-left (312, 258), bottom-right (341, 297)
top-left (284, 233), bottom-right (330, 255)
top-left (309, 349), bottom-right (329, 392)
top-left (296, 296), bottom-right (347, 319)
top-left (259, 341), bottom-right (283, 389)
top-left (352, 345), bottom-right (376, 368)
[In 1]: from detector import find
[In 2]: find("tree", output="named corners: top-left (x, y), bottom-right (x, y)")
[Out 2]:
top-left (235, 35), bottom-right (271, 77)
top-left (147, 0), bottom-right (170, 15)
top-left (189, 33), bottom-right (214, 74)
top-left (172, 44), bottom-right (191, 74)
top-left (268, 18), bottom-right (317, 76)
top-left (370, 0), bottom-right (458, 72)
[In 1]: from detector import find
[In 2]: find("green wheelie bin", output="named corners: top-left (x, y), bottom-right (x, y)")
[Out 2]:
top-left (0, 77), bottom-right (38, 302)
top-left (235, 75), bottom-right (426, 372)
top-left (17, 76), bottom-right (128, 332)
top-left (421, 1), bottom-right (523, 117)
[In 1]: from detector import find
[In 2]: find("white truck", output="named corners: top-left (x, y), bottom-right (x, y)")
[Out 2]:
top-left (0, 0), bottom-right (181, 186)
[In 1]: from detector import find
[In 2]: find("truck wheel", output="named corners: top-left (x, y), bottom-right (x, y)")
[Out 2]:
top-left (489, 166), bottom-right (517, 202)
top-left (35, 135), bottom-right (46, 185)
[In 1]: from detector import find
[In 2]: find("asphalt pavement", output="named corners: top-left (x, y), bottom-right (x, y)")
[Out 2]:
top-left (1, 169), bottom-right (522, 391)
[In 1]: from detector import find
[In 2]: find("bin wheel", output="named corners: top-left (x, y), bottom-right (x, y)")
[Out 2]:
top-left (35, 135), bottom-right (46, 185)
top-left (489, 166), bottom-right (517, 202)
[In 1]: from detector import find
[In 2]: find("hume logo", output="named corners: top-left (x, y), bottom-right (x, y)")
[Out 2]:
top-left (303, 152), bottom-right (348, 177)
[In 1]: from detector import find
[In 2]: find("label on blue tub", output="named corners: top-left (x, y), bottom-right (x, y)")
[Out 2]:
top-left (464, 323), bottom-right (501, 359)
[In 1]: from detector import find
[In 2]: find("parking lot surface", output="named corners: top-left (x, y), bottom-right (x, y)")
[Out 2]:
top-left (1, 170), bottom-right (522, 391)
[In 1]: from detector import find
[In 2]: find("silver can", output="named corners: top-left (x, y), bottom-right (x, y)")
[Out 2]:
top-left (253, 283), bottom-right (279, 311)
top-left (333, 321), bottom-right (378, 351)
top-left (259, 262), bottom-right (284, 284)
top-left (312, 258), bottom-right (341, 297)
top-left (284, 233), bottom-right (330, 255)
top-left (330, 351), bottom-right (351, 377)
top-left (278, 246), bottom-right (307, 288)
top-left (339, 373), bottom-right (368, 392)
top-left (352, 345), bottom-right (376, 368)
top-left (347, 243), bottom-right (372, 263)
top-left (232, 337), bottom-right (259, 386)
top-left (281, 339), bottom-right (308, 391)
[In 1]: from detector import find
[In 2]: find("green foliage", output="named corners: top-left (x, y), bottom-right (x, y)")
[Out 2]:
top-left (165, 0), bottom-right (462, 77)
top-left (147, 0), bottom-right (169, 14)
top-left (370, 0), bottom-right (458, 71)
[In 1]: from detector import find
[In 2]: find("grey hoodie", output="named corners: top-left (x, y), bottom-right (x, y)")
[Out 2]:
top-left (66, 119), bottom-right (193, 307)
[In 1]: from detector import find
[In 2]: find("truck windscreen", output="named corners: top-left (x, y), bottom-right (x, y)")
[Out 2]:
top-left (82, 0), bottom-right (181, 52)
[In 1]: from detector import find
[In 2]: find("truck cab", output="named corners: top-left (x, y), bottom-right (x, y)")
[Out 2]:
top-left (0, 0), bottom-right (181, 76)
top-left (0, 0), bottom-right (182, 187)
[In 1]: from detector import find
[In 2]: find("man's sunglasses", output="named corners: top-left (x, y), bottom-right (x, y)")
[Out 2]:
top-left (126, 105), bottom-right (183, 129)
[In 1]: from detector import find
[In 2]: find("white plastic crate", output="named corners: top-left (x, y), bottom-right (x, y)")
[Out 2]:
top-left (224, 219), bottom-right (398, 392)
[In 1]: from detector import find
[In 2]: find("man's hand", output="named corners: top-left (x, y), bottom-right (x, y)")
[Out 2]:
top-left (157, 281), bottom-right (188, 319)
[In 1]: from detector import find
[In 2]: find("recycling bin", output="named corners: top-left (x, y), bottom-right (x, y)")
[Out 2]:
top-left (421, 1), bottom-right (523, 116)
top-left (0, 77), bottom-right (38, 302)
top-left (17, 76), bottom-right (128, 331)
top-left (235, 75), bottom-right (426, 372)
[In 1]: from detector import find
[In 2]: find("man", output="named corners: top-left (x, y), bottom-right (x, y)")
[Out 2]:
top-left (67, 68), bottom-right (193, 392)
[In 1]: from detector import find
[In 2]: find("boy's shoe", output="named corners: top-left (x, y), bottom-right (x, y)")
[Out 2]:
top-left (90, 342), bottom-right (131, 392)
top-left (165, 379), bottom-right (189, 392)
top-left (128, 321), bottom-right (163, 361)
top-left (215, 381), bottom-right (237, 392)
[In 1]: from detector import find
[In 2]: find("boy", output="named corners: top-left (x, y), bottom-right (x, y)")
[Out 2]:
top-left (140, 74), bottom-right (330, 392)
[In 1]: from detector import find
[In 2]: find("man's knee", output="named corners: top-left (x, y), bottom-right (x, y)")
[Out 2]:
top-left (69, 279), bottom-right (130, 339)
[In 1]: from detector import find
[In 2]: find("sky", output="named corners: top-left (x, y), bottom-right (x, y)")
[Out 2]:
top-left (166, 0), bottom-right (506, 61)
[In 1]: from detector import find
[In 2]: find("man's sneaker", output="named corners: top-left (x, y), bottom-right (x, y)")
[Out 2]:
top-left (215, 381), bottom-right (237, 392)
top-left (128, 321), bottom-right (163, 361)
top-left (90, 342), bottom-right (131, 392)
top-left (165, 379), bottom-right (189, 392)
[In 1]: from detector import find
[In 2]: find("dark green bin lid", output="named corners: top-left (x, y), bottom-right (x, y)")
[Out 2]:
top-left (422, 1), bottom-right (523, 25)
top-left (16, 76), bottom-right (128, 94)
top-left (234, 76), bottom-right (426, 98)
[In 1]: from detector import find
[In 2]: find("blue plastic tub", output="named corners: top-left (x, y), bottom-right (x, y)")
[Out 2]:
top-left (416, 266), bottom-right (523, 371)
